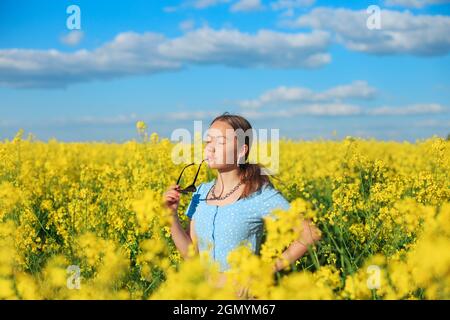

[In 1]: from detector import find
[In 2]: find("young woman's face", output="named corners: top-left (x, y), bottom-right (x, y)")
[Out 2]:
top-left (205, 120), bottom-right (243, 170)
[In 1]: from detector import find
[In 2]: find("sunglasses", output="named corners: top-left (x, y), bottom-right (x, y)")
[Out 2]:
top-left (176, 159), bottom-right (206, 194)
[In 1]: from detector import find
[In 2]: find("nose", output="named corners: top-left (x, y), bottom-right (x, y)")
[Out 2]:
top-left (205, 147), bottom-right (215, 161)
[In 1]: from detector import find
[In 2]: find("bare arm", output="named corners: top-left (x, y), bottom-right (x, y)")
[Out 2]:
top-left (272, 219), bottom-right (322, 272)
top-left (164, 184), bottom-right (198, 259)
top-left (170, 214), bottom-right (198, 259)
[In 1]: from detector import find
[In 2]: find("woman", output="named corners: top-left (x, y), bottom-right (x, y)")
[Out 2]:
top-left (164, 113), bottom-right (322, 298)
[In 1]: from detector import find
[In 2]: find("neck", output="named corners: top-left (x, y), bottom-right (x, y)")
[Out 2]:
top-left (215, 166), bottom-right (241, 192)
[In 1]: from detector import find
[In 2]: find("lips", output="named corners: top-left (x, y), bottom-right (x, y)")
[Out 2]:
top-left (206, 157), bottom-right (215, 162)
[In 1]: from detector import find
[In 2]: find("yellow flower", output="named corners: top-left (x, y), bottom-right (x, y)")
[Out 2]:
top-left (0, 130), bottom-right (448, 300)
top-left (136, 121), bottom-right (147, 131)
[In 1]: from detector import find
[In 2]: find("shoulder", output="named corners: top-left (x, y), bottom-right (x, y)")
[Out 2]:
top-left (257, 183), bottom-right (290, 210)
top-left (258, 183), bottom-right (280, 197)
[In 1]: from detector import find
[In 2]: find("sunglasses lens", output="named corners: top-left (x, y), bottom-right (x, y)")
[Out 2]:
top-left (176, 161), bottom-right (204, 194)
top-left (185, 185), bottom-right (196, 192)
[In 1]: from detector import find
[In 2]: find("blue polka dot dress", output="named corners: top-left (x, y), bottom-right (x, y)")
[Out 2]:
top-left (184, 180), bottom-right (291, 272)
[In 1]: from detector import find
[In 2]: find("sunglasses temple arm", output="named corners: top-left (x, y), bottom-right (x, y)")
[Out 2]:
top-left (191, 159), bottom-right (205, 186)
top-left (176, 163), bottom-right (194, 185)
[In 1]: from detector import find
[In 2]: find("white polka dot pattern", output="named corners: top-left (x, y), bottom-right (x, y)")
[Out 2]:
top-left (184, 180), bottom-right (291, 272)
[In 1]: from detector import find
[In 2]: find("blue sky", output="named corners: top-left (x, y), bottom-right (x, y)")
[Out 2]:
top-left (0, 0), bottom-right (449, 142)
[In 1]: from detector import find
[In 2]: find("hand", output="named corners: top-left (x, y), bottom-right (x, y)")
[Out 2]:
top-left (164, 184), bottom-right (181, 213)
top-left (272, 257), bottom-right (289, 274)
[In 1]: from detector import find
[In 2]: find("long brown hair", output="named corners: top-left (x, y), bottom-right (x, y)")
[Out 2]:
top-left (209, 112), bottom-right (273, 198)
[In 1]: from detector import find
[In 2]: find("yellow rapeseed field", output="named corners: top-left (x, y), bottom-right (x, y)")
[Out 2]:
top-left (0, 125), bottom-right (449, 300)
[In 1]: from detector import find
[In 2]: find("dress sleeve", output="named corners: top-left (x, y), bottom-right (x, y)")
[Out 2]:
top-left (184, 183), bottom-right (204, 220)
top-left (260, 186), bottom-right (291, 220)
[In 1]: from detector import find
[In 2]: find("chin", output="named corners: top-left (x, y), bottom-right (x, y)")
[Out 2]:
top-left (206, 160), bottom-right (225, 170)
top-left (206, 160), bottom-right (216, 168)
top-left (207, 162), bottom-right (220, 169)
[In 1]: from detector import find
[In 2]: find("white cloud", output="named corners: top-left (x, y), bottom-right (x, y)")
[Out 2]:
top-left (165, 110), bottom-right (222, 120)
top-left (0, 111), bottom-right (224, 129)
top-left (2, 106), bottom-right (447, 135)
top-left (290, 103), bottom-right (362, 116)
top-left (60, 30), bottom-right (84, 46)
top-left (164, 0), bottom-right (232, 12)
top-left (368, 103), bottom-right (448, 115)
top-left (241, 103), bottom-right (363, 118)
top-left (239, 81), bottom-right (377, 108)
top-left (385, 0), bottom-right (450, 8)
top-left (194, 0), bottom-right (232, 8)
top-left (166, 0), bottom-right (315, 13)
top-left (179, 19), bottom-right (196, 32)
top-left (0, 27), bottom-right (331, 88)
top-left (291, 7), bottom-right (450, 56)
top-left (0, 114), bottom-right (141, 128)
top-left (320, 81), bottom-right (378, 100)
top-left (72, 113), bottom-right (138, 125)
top-left (158, 27), bottom-right (331, 68)
top-left (239, 103), bottom-right (448, 118)
top-left (271, 0), bottom-right (316, 10)
top-left (238, 81), bottom-right (448, 117)
top-left (0, 32), bottom-right (180, 88)
top-left (230, 0), bottom-right (264, 12)
top-left (413, 119), bottom-right (450, 127)
top-left (75, 110), bottom-right (220, 123)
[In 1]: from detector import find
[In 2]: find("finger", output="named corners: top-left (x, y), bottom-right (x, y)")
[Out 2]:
top-left (166, 196), bottom-right (177, 203)
top-left (167, 189), bottom-right (179, 196)
top-left (172, 187), bottom-right (181, 192)
top-left (167, 191), bottom-right (180, 198)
